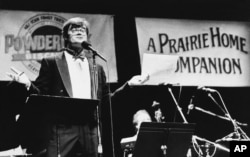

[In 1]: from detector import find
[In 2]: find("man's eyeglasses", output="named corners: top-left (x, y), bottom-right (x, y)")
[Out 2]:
top-left (68, 24), bottom-right (87, 33)
top-left (69, 27), bottom-right (86, 33)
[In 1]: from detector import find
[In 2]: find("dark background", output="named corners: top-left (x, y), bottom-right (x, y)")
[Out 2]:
top-left (0, 0), bottom-right (250, 157)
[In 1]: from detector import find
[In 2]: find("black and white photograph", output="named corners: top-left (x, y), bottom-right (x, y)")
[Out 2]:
top-left (0, 0), bottom-right (249, 157)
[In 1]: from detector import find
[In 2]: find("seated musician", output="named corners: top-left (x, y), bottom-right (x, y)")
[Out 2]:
top-left (120, 109), bottom-right (152, 157)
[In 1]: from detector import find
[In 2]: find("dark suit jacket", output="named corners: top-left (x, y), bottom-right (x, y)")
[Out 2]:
top-left (30, 52), bottom-right (109, 100)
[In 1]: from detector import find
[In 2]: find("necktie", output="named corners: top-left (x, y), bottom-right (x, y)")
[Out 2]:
top-left (73, 54), bottom-right (85, 61)
top-left (63, 48), bottom-right (85, 61)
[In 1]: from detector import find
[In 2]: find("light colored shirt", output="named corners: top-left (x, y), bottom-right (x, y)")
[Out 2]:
top-left (65, 51), bottom-right (91, 99)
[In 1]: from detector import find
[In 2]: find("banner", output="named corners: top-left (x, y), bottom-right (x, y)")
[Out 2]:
top-left (0, 10), bottom-right (117, 82)
top-left (136, 17), bottom-right (250, 87)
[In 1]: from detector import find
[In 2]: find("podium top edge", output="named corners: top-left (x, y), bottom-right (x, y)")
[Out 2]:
top-left (29, 94), bottom-right (100, 101)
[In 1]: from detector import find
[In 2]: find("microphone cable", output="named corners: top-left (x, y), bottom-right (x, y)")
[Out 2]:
top-left (104, 59), bottom-right (116, 157)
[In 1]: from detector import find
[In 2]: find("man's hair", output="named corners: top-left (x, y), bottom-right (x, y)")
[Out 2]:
top-left (62, 17), bottom-right (90, 45)
top-left (133, 109), bottom-right (152, 132)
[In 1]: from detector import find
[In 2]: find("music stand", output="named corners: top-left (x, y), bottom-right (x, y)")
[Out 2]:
top-left (17, 94), bottom-right (99, 154)
top-left (133, 122), bottom-right (195, 157)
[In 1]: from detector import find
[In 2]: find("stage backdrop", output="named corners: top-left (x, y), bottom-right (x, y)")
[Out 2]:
top-left (0, 10), bottom-right (117, 82)
top-left (136, 17), bottom-right (250, 87)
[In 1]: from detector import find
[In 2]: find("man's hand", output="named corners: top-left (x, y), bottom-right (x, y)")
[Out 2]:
top-left (6, 67), bottom-right (31, 89)
top-left (128, 74), bottom-right (150, 86)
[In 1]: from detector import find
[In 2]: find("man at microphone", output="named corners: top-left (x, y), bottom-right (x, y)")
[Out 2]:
top-left (6, 17), bottom-right (148, 157)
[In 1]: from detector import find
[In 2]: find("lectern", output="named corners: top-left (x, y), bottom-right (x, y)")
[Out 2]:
top-left (17, 94), bottom-right (99, 154)
top-left (133, 122), bottom-right (195, 157)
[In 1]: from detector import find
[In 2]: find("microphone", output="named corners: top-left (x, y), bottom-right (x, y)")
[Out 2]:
top-left (187, 104), bottom-right (194, 115)
top-left (82, 41), bottom-right (107, 62)
top-left (187, 86), bottom-right (199, 115)
top-left (152, 101), bottom-right (160, 109)
top-left (200, 86), bottom-right (217, 93)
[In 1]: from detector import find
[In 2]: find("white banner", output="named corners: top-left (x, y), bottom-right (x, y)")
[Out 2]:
top-left (136, 17), bottom-right (250, 87)
top-left (0, 10), bottom-right (117, 82)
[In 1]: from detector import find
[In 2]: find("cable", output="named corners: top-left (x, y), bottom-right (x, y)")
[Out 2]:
top-left (105, 61), bottom-right (116, 157)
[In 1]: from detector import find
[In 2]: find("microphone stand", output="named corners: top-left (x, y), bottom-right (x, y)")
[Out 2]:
top-left (166, 85), bottom-right (231, 156)
top-left (211, 91), bottom-right (250, 141)
top-left (92, 54), bottom-right (103, 157)
top-left (166, 85), bottom-right (205, 156)
top-left (167, 86), bottom-right (188, 123)
top-left (192, 106), bottom-right (247, 127)
top-left (207, 93), bottom-right (226, 114)
top-left (193, 135), bottom-right (230, 152)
